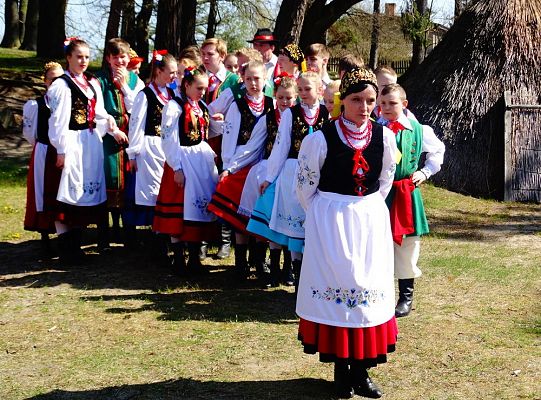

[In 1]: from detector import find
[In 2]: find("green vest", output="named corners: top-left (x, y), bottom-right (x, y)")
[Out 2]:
top-left (95, 69), bottom-right (139, 195)
top-left (385, 118), bottom-right (429, 236)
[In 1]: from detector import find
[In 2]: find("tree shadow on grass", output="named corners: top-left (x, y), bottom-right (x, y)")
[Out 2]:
top-left (79, 286), bottom-right (298, 323)
top-left (27, 377), bottom-right (334, 400)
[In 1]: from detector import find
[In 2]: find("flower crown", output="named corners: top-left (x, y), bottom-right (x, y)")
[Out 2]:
top-left (63, 36), bottom-right (80, 50)
top-left (273, 71), bottom-right (294, 87)
top-left (183, 65), bottom-right (200, 79)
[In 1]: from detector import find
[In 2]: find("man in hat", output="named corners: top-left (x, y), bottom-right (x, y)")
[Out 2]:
top-left (248, 28), bottom-right (279, 81)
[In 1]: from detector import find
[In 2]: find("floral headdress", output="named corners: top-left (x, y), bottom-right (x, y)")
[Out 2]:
top-left (273, 71), bottom-right (294, 87)
top-left (63, 36), bottom-right (80, 51)
top-left (280, 44), bottom-right (304, 67)
top-left (183, 65), bottom-right (201, 79)
top-left (340, 68), bottom-right (378, 100)
top-left (152, 49), bottom-right (168, 66)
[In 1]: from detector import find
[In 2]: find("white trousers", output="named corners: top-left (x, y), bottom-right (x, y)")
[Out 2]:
top-left (394, 236), bottom-right (422, 279)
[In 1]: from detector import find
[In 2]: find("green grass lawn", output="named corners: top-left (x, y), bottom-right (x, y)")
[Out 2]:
top-left (1, 159), bottom-right (540, 399)
top-left (0, 48), bottom-right (101, 73)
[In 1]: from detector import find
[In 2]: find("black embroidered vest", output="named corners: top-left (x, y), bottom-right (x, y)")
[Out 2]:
top-left (142, 86), bottom-right (174, 137)
top-left (36, 96), bottom-right (51, 145)
top-left (263, 110), bottom-right (279, 160)
top-left (58, 73), bottom-right (97, 131)
top-left (235, 95), bottom-right (274, 146)
top-left (172, 97), bottom-right (210, 146)
top-left (288, 104), bottom-right (329, 159)
top-left (318, 121), bottom-right (384, 196)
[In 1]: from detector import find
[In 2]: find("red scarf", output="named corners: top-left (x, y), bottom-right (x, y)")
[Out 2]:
top-left (389, 178), bottom-right (416, 245)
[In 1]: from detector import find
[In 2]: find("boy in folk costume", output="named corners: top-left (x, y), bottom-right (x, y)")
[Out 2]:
top-left (95, 38), bottom-right (145, 249)
top-left (22, 62), bottom-right (64, 259)
top-left (200, 38), bottom-right (240, 260)
top-left (377, 83), bottom-right (445, 317)
top-left (249, 71), bottom-right (329, 291)
top-left (48, 38), bottom-right (124, 263)
top-left (153, 66), bottom-right (218, 275)
top-left (125, 51), bottom-right (177, 262)
top-left (207, 61), bottom-right (275, 280)
top-left (305, 43), bottom-right (332, 89)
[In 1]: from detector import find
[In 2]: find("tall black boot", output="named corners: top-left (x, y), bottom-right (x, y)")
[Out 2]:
top-left (395, 278), bottom-right (415, 318)
top-left (187, 242), bottom-right (208, 274)
top-left (292, 259), bottom-right (302, 293)
top-left (97, 219), bottom-right (111, 253)
top-left (123, 225), bottom-right (137, 250)
top-left (151, 233), bottom-right (171, 268)
top-left (234, 244), bottom-right (249, 279)
top-left (39, 232), bottom-right (55, 260)
top-left (57, 231), bottom-right (73, 264)
top-left (70, 228), bottom-right (85, 263)
top-left (170, 242), bottom-right (187, 276)
top-left (216, 223), bottom-right (231, 259)
top-left (269, 249), bottom-right (281, 287)
top-left (110, 208), bottom-right (122, 243)
top-left (281, 249), bottom-right (294, 286)
top-left (253, 242), bottom-right (270, 287)
top-left (350, 363), bottom-right (383, 398)
top-left (334, 361), bottom-right (353, 399)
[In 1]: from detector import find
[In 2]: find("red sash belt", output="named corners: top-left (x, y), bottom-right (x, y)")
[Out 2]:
top-left (390, 178), bottom-right (415, 245)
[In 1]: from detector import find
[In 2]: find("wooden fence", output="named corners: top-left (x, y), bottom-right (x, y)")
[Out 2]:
top-left (328, 57), bottom-right (411, 75)
top-left (503, 90), bottom-right (541, 202)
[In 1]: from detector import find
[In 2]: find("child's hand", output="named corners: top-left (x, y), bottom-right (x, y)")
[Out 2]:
top-left (260, 181), bottom-right (270, 195)
top-left (212, 113), bottom-right (224, 121)
top-left (412, 171), bottom-right (427, 187)
top-left (113, 129), bottom-right (129, 145)
top-left (219, 170), bottom-right (229, 182)
top-left (129, 159), bottom-right (138, 172)
top-left (174, 169), bottom-right (185, 188)
top-left (56, 154), bottom-right (65, 168)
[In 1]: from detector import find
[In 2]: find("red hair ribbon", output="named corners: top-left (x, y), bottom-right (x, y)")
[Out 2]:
top-left (273, 71), bottom-right (294, 87)
top-left (152, 49), bottom-right (168, 63)
top-left (63, 36), bottom-right (80, 48)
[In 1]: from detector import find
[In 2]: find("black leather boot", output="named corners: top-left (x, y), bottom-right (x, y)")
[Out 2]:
top-left (57, 231), bottom-right (73, 264)
top-left (216, 224), bottom-right (231, 259)
top-left (395, 278), bottom-right (414, 317)
top-left (292, 259), bottom-right (302, 293)
top-left (281, 249), bottom-right (294, 286)
top-left (351, 364), bottom-right (383, 398)
top-left (187, 242), bottom-right (208, 274)
top-left (70, 228), bottom-right (85, 263)
top-left (269, 249), bottom-right (281, 287)
top-left (97, 220), bottom-right (111, 253)
top-left (334, 361), bottom-right (354, 399)
top-left (234, 244), bottom-right (249, 279)
top-left (254, 242), bottom-right (270, 287)
top-left (123, 224), bottom-right (137, 250)
top-left (170, 242), bottom-right (187, 276)
top-left (39, 232), bottom-right (55, 260)
top-left (151, 233), bottom-right (171, 268)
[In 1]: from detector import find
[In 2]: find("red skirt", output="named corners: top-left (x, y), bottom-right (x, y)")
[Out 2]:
top-left (24, 144), bottom-right (61, 233)
top-left (153, 163), bottom-right (219, 242)
top-left (207, 166), bottom-right (251, 234)
top-left (298, 317), bottom-right (398, 367)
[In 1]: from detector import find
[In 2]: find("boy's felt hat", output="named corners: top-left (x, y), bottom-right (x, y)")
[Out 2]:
top-left (247, 28), bottom-right (278, 44)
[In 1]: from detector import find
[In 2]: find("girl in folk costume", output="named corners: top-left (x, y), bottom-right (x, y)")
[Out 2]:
top-left (47, 38), bottom-right (124, 263)
top-left (95, 38), bottom-right (145, 249)
top-left (153, 66), bottom-right (218, 275)
top-left (22, 62), bottom-right (64, 258)
top-left (248, 71), bottom-right (329, 290)
top-left (240, 73), bottom-right (298, 287)
top-left (125, 51), bottom-right (177, 260)
top-left (207, 61), bottom-right (274, 280)
top-left (295, 68), bottom-right (399, 399)
top-left (277, 44), bottom-right (304, 79)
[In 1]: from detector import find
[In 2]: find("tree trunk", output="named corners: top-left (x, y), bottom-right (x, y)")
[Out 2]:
top-left (1, 0), bottom-right (21, 48)
top-left (297, 0), bottom-right (362, 49)
top-left (18, 0), bottom-right (28, 45)
top-left (105, 0), bottom-right (123, 49)
top-left (179, 0), bottom-right (197, 51)
top-left (206, 0), bottom-right (218, 39)
top-left (36, 0), bottom-right (67, 58)
top-left (134, 0), bottom-right (153, 62)
top-left (20, 0), bottom-right (38, 50)
top-left (368, 0), bottom-right (381, 69)
top-left (274, 0), bottom-right (313, 48)
top-left (411, 0), bottom-right (428, 68)
top-left (155, 0), bottom-right (181, 55)
top-left (121, 0), bottom-right (136, 46)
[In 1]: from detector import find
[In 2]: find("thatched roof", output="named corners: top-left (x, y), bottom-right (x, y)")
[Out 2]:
top-left (401, 0), bottom-right (541, 199)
